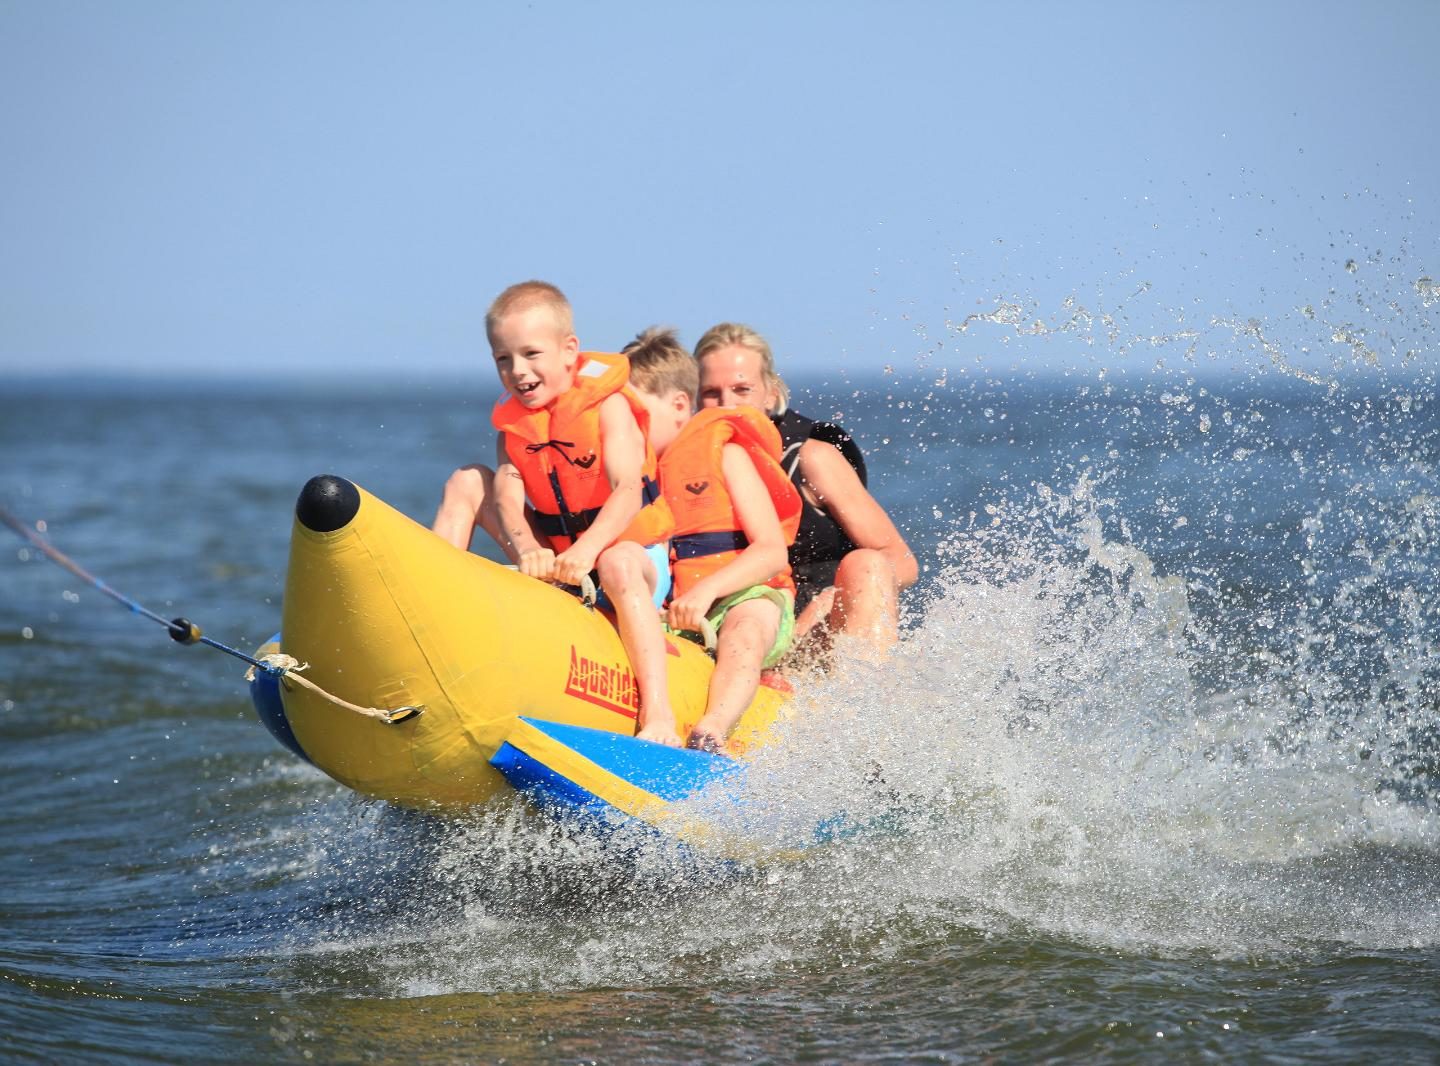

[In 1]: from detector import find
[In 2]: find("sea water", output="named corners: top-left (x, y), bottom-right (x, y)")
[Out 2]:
top-left (2, 276), bottom-right (1438, 1061)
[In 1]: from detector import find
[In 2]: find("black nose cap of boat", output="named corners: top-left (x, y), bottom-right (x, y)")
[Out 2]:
top-left (295, 475), bottom-right (361, 533)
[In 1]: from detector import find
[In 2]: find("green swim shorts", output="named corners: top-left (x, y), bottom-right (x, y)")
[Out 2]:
top-left (705, 584), bottom-right (796, 669)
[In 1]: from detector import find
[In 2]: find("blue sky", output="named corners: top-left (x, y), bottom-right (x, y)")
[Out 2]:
top-left (2, 1), bottom-right (1437, 383)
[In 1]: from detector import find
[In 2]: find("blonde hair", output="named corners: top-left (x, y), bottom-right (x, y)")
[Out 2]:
top-left (486, 280), bottom-right (574, 341)
top-left (692, 322), bottom-right (790, 415)
top-left (623, 327), bottom-right (697, 401)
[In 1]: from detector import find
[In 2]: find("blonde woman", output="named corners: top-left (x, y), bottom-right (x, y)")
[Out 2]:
top-left (692, 323), bottom-right (916, 659)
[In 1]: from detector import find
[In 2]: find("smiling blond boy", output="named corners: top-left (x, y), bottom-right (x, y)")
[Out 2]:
top-left (432, 281), bottom-right (678, 742)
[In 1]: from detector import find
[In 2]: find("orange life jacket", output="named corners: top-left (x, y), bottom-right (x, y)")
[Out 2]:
top-left (492, 352), bottom-right (672, 551)
top-left (659, 407), bottom-right (802, 597)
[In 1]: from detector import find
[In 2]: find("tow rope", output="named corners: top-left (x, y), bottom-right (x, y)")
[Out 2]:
top-left (1, 503), bottom-right (422, 725)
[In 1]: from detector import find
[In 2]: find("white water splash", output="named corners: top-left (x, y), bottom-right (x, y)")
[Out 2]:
top-left (246, 224), bottom-right (1440, 990)
top-left (255, 474), bottom-right (1438, 998)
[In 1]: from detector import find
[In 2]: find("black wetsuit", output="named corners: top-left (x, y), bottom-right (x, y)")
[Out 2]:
top-left (771, 409), bottom-right (868, 615)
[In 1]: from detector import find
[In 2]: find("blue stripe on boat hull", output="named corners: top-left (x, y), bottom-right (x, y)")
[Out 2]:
top-left (247, 632), bottom-right (312, 765)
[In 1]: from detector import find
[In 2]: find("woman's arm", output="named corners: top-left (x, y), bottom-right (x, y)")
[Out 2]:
top-left (797, 438), bottom-right (918, 588)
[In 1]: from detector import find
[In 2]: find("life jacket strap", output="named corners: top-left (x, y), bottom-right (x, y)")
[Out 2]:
top-left (525, 439), bottom-right (578, 459)
top-left (536, 475), bottom-right (663, 541)
top-left (673, 530), bottom-right (749, 560)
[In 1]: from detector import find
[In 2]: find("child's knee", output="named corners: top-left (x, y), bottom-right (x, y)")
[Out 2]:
top-left (596, 541), bottom-right (648, 585)
top-left (442, 464), bottom-right (495, 506)
top-left (718, 602), bottom-right (780, 656)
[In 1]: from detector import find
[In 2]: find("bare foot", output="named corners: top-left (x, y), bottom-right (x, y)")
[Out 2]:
top-left (684, 728), bottom-right (726, 754)
top-left (636, 716), bottom-right (681, 747)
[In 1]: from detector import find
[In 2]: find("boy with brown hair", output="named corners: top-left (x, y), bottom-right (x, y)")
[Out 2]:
top-left (623, 327), bottom-right (801, 750)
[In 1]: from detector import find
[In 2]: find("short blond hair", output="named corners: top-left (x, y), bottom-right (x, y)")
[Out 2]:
top-left (692, 321), bottom-right (790, 415)
top-left (486, 280), bottom-right (574, 341)
top-left (624, 327), bottom-right (698, 402)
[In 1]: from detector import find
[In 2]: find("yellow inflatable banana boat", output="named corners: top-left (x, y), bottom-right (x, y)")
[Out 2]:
top-left (248, 475), bottom-right (789, 812)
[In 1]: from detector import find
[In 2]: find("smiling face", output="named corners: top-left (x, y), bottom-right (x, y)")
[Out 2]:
top-left (489, 303), bottom-right (580, 409)
top-left (697, 343), bottom-right (779, 413)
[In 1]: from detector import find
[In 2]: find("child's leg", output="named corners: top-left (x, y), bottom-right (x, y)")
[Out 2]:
top-left (432, 464), bottom-right (504, 553)
top-left (596, 542), bottom-right (679, 746)
top-left (687, 597), bottom-right (781, 752)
